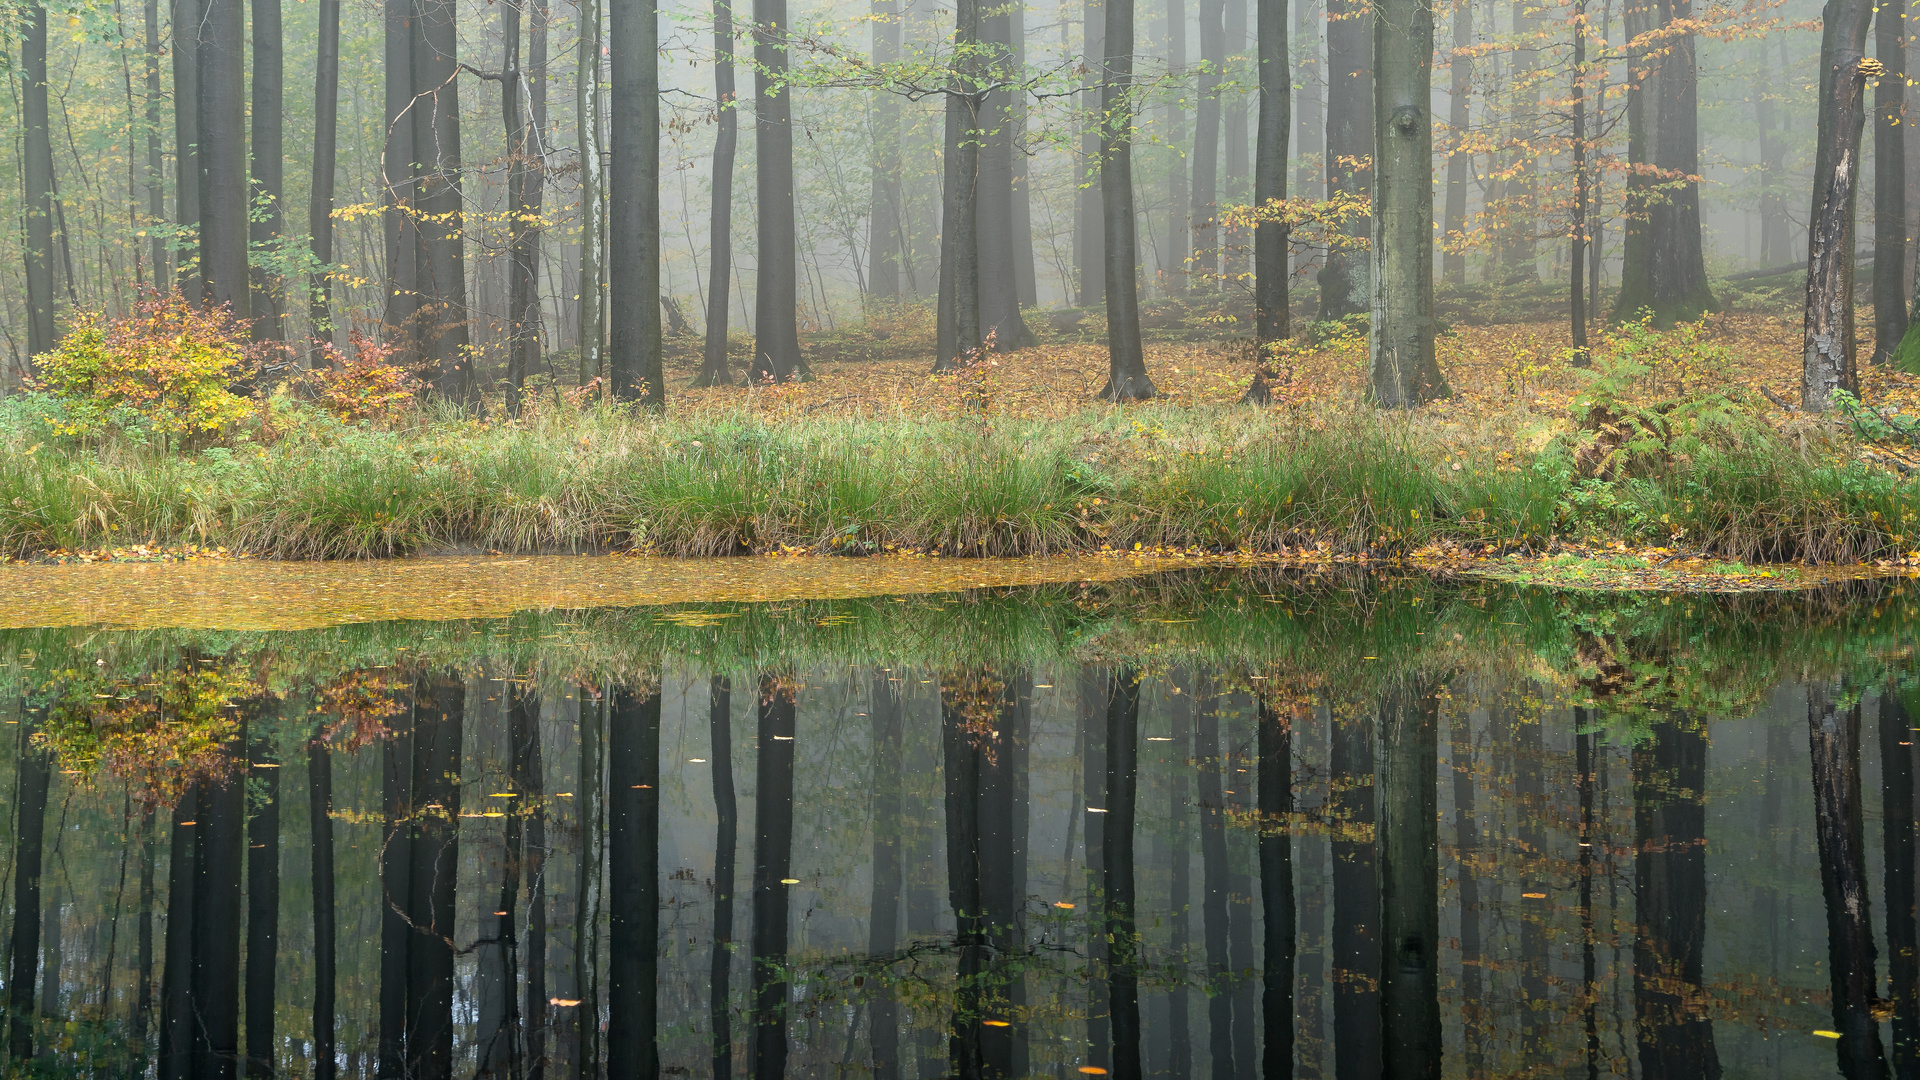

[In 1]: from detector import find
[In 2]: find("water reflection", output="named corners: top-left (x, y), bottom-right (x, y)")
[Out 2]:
top-left (0, 572), bottom-right (1913, 1079)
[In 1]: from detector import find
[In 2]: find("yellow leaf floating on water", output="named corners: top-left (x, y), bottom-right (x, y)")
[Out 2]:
top-left (1814, 1031), bottom-right (1843, 1039)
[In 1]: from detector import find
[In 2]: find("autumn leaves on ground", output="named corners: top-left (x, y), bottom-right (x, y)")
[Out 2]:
top-left (4, 294), bottom-right (1920, 583)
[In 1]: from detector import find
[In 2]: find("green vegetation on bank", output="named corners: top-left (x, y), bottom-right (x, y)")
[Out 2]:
top-left (1, 389), bottom-right (1917, 562)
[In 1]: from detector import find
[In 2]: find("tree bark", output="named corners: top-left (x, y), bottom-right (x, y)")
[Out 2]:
top-left (1809, 686), bottom-right (1890, 1078)
top-left (1196, 686), bottom-right (1236, 1080)
top-left (978, 1), bottom-right (1036, 350)
top-left (1368, 0), bottom-right (1447, 406)
top-left (571, 690), bottom-right (603, 1078)
top-left (1875, 3), bottom-right (1907, 364)
top-left (173, 0), bottom-right (201, 299)
top-left (1804, 0), bottom-right (1874, 406)
top-left (1221, 0), bottom-right (1249, 282)
top-left (749, 0), bottom-right (804, 380)
top-left (1256, 692), bottom-right (1296, 1080)
top-left (1099, 0), bottom-right (1154, 400)
top-left (190, 732), bottom-right (246, 1080)
top-left (697, 0), bottom-right (740, 386)
top-left (935, 5), bottom-right (983, 372)
top-left (1633, 718), bottom-right (1721, 1078)
top-left (1880, 688), bottom-right (1918, 1076)
top-left (1191, 0), bottom-right (1224, 290)
top-left (21, 2), bottom-right (57, 358)
top-left (576, 0), bottom-right (603, 383)
top-left (1010, 4), bottom-right (1038, 308)
top-left (377, 695), bottom-right (414, 1080)
top-left (869, 0), bottom-right (903, 299)
top-left (1079, 668), bottom-right (1110, 1076)
top-left (249, 0), bottom-right (284, 340)
top-left (1165, 677), bottom-right (1192, 1080)
top-left (405, 674), bottom-right (463, 1080)
top-left (308, 0), bottom-right (342, 362)
top-left (869, 674), bottom-right (903, 1080)
top-left (197, 0), bottom-right (249, 317)
top-left (1080, 0), bottom-right (1106, 307)
top-left (1102, 669), bottom-right (1142, 1080)
top-left (383, 0), bottom-right (419, 370)
top-left (709, 677), bottom-right (737, 1080)
top-left (516, 687), bottom-right (548, 1080)
top-left (1441, 0), bottom-right (1470, 284)
top-left (606, 686), bottom-right (660, 1077)
top-left (1613, 0), bottom-right (1716, 326)
top-left (750, 676), bottom-right (797, 1080)
top-left (1378, 680), bottom-right (1441, 1080)
top-left (309, 737), bottom-right (337, 1080)
top-left (505, 0), bottom-right (550, 408)
top-left (1330, 704), bottom-right (1381, 1079)
top-left (1251, 0), bottom-right (1288, 350)
top-left (135, 808), bottom-right (157, 1046)
top-left (1319, 0), bottom-right (1369, 318)
top-left (411, 0), bottom-right (473, 401)
top-left (245, 733), bottom-right (281, 1078)
top-left (6, 719), bottom-right (51, 1060)
top-left (159, 788), bottom-right (198, 1080)
top-left (607, 0), bottom-right (663, 406)
top-left (1164, 0), bottom-right (1188, 292)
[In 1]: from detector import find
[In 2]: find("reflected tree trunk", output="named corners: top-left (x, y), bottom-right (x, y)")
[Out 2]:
top-left (7, 714), bottom-right (51, 1060)
top-left (309, 735), bottom-right (336, 1080)
top-left (607, 686), bottom-right (660, 1077)
top-left (869, 674), bottom-right (902, 1080)
top-left (190, 727), bottom-right (246, 1080)
top-left (1377, 679), bottom-right (1441, 1080)
top-left (1103, 668), bottom-right (1142, 1080)
top-left (573, 689), bottom-right (605, 1080)
top-left (378, 695), bottom-right (415, 1080)
top-left (1166, 676), bottom-right (1193, 1080)
top-left (135, 806), bottom-right (157, 1046)
top-left (517, 686), bottom-right (549, 1080)
top-left (1577, 716), bottom-right (1602, 1080)
top-left (1195, 682), bottom-right (1235, 1080)
top-left (245, 730), bottom-right (281, 1079)
top-left (1632, 717), bottom-right (1721, 1079)
top-left (1884, 689), bottom-right (1918, 1075)
top-left (405, 674), bottom-right (464, 1080)
top-left (480, 689), bottom-right (527, 1079)
top-left (1453, 695), bottom-right (1483, 1075)
top-left (1079, 668), bottom-right (1110, 1074)
top-left (711, 677), bottom-right (738, 1079)
top-left (159, 788), bottom-right (199, 1080)
top-left (752, 675), bottom-right (798, 1080)
top-left (1256, 691), bottom-right (1296, 1080)
top-left (1809, 685), bottom-right (1889, 1078)
top-left (1330, 703), bottom-right (1380, 1080)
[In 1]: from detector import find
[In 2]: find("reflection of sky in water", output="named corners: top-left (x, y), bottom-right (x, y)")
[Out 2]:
top-left (0, 569), bottom-right (1912, 1078)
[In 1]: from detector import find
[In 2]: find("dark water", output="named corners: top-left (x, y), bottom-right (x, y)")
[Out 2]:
top-left (0, 569), bottom-right (1916, 1079)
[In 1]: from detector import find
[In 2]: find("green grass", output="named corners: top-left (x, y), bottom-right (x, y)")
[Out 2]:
top-left (1, 394), bottom-right (1916, 563)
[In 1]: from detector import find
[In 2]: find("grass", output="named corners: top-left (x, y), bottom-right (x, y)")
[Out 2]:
top-left (2, 387), bottom-right (1916, 563)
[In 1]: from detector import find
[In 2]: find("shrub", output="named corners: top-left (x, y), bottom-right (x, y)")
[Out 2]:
top-left (305, 333), bottom-right (421, 425)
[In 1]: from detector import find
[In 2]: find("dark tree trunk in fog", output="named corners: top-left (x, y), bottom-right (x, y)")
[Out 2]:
top-left (144, 0), bottom-right (167, 282)
top-left (1191, 0), bottom-right (1224, 289)
top-left (935, 19), bottom-right (983, 374)
top-left (1221, 0), bottom-right (1249, 281)
top-left (198, 0), bottom-right (249, 318)
top-left (978, 1), bottom-right (1035, 351)
top-left (245, 734), bottom-right (281, 1078)
top-left (1319, 0), bottom-right (1369, 319)
top-left (1369, 0), bottom-right (1446, 407)
top-left (1378, 681), bottom-right (1441, 1080)
top-left (698, 0), bottom-right (739, 386)
top-left (7, 720), bottom-right (51, 1060)
top-left (1078, 669), bottom-right (1110, 1075)
top-left (20, 2), bottom-right (57, 358)
top-left (1805, 0), bottom-right (1874, 405)
top-left (1330, 706), bottom-right (1380, 1080)
top-left (406, 676), bottom-right (464, 1080)
top-left (869, 0), bottom-right (903, 299)
top-left (941, 671), bottom-right (1022, 1078)
top-left (136, 808), bottom-right (157, 1045)
top-left (607, 687), bottom-right (660, 1077)
top-left (309, 738), bottom-right (336, 1080)
top-left (1453, 700), bottom-right (1484, 1075)
top-left (1165, 679), bottom-right (1193, 1080)
top-left (1195, 685), bottom-right (1236, 1080)
top-left (1164, 0), bottom-right (1188, 291)
top-left (1079, 0), bottom-right (1106, 307)
top-left (608, 0), bottom-right (664, 406)
top-left (1880, 689), bottom-right (1917, 1075)
top-left (576, 0), bottom-right (603, 384)
top-left (869, 675), bottom-right (903, 1080)
top-left (1102, 669), bottom-right (1142, 1080)
top-left (504, 0), bottom-right (551, 406)
top-left (382, 0), bottom-right (418, 372)
top-left (751, 676), bottom-right (797, 1079)
top-left (1256, 693), bottom-right (1296, 1080)
top-left (750, 0), bottom-right (804, 381)
top-left (1577, 721), bottom-right (1602, 1078)
top-left (1614, 0), bottom-right (1715, 326)
top-left (709, 677), bottom-right (737, 1080)
top-left (160, 789), bottom-right (199, 1080)
top-left (412, 0), bottom-right (473, 401)
top-left (1571, 0), bottom-right (1592, 363)
top-left (1295, 1), bottom-right (1322, 201)
top-left (517, 688), bottom-right (549, 1080)
top-left (308, 0), bottom-right (342, 361)
top-left (1098, 0), bottom-right (1153, 400)
top-left (249, 0), bottom-right (284, 340)
top-left (1809, 687), bottom-right (1890, 1078)
top-left (479, 694), bottom-right (525, 1079)
top-left (1010, 5), bottom-right (1038, 309)
top-left (1441, 0), bottom-right (1470, 285)
top-left (1251, 0), bottom-right (1288, 353)
top-left (378, 699), bottom-right (415, 1080)
top-left (191, 733), bottom-right (246, 1080)
top-left (1633, 718), bottom-right (1721, 1079)
top-left (1875, 2), bottom-right (1907, 364)
top-left (572, 690), bottom-right (604, 1078)
top-left (173, 0), bottom-right (201, 299)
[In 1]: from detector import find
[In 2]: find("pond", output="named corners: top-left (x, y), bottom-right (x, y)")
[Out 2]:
top-left (0, 559), bottom-right (1914, 1079)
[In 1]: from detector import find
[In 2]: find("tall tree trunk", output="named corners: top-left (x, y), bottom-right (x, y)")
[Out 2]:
top-left (1294, 0), bottom-right (1322, 201)
top-left (1099, 0), bottom-right (1154, 400)
top-left (412, 0), bottom-right (473, 401)
top-left (307, 0), bottom-right (341, 362)
top-left (1251, 0), bottom-right (1288, 351)
top-left (1164, 0), bottom-right (1188, 292)
top-left (173, 0), bottom-right (201, 298)
top-left (144, 0), bottom-right (168, 282)
top-left (1633, 718), bottom-right (1721, 1078)
top-left (405, 674), bottom-right (463, 1080)
top-left (383, 0), bottom-right (419, 368)
top-left (1875, 4), bottom-right (1907, 364)
top-left (309, 737), bottom-right (337, 1080)
top-left (1378, 680), bottom-right (1441, 1080)
top-left (709, 677), bottom-right (738, 1080)
top-left (1498, 0), bottom-right (1538, 281)
top-left (1319, 0), bottom-right (1369, 318)
top-left (1614, 0), bottom-right (1715, 326)
top-left (1880, 688), bottom-right (1918, 1076)
top-left (750, 676), bottom-right (797, 1080)
top-left (1441, 0), bottom-right (1470, 284)
top-left (1256, 692), bottom-right (1296, 1080)
top-left (159, 788), bottom-right (198, 1080)
top-left (1191, 0), bottom-right (1223, 290)
top-left (1102, 669), bottom-right (1142, 1080)
top-left (1079, 0), bottom-right (1106, 307)
top-left (869, 674), bottom-right (903, 1080)
top-left (501, 0), bottom-right (528, 405)
top-left (190, 731), bottom-right (246, 1080)
top-left (377, 697), bottom-right (415, 1080)
top-left (1010, 3), bottom-right (1038, 308)
top-left (198, 0), bottom-right (249, 317)
top-left (6, 720), bottom-right (51, 1060)
top-left (1755, 45), bottom-right (1788, 265)
top-left (868, 0), bottom-right (903, 299)
top-left (1330, 704), bottom-right (1380, 1080)
top-left (749, 0), bottom-right (804, 380)
top-left (1196, 686), bottom-right (1236, 1080)
top-left (607, 0), bottom-right (663, 406)
top-left (245, 733), bottom-right (281, 1078)
top-left (249, 0), bottom-right (284, 339)
top-left (1368, 0), bottom-right (1447, 407)
top-left (1809, 686), bottom-right (1890, 1077)
top-left (21, 1), bottom-right (58, 358)
top-left (576, 0), bottom-right (602, 383)
top-left (1221, 0), bottom-right (1249, 281)
top-left (934, 10), bottom-right (983, 373)
top-left (1805, 0), bottom-right (1874, 404)
top-left (508, 0), bottom-right (550, 405)
top-left (697, 0), bottom-right (739, 386)
top-left (606, 686), bottom-right (660, 1077)
top-left (978, 1), bottom-right (1036, 350)
top-left (1571, 0), bottom-right (1592, 362)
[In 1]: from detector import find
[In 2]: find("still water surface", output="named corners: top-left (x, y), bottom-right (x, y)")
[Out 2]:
top-left (0, 562), bottom-right (1914, 1079)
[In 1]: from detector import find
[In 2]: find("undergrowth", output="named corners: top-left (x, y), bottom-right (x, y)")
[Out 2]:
top-left (1, 387), bottom-right (1914, 563)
